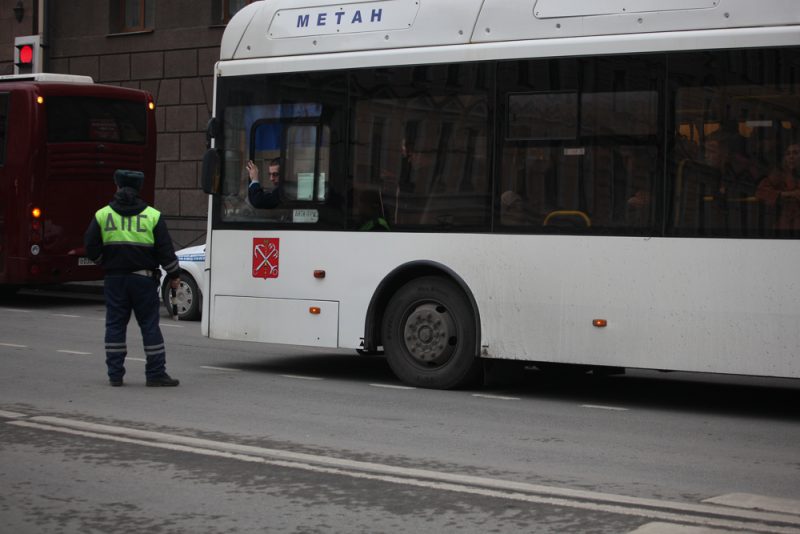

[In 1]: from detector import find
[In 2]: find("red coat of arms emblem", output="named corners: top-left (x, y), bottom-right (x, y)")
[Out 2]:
top-left (252, 238), bottom-right (279, 279)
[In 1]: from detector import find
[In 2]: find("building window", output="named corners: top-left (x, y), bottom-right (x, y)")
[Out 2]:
top-left (112, 0), bottom-right (154, 33)
top-left (213, 0), bottom-right (254, 24)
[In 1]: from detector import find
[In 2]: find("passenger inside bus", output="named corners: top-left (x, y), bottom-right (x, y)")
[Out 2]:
top-left (674, 128), bottom-right (762, 235)
top-left (356, 189), bottom-right (390, 231)
top-left (247, 157), bottom-right (282, 209)
top-left (499, 146), bottom-right (555, 228)
top-left (622, 148), bottom-right (657, 228)
top-left (500, 190), bottom-right (534, 226)
top-left (755, 142), bottom-right (800, 231)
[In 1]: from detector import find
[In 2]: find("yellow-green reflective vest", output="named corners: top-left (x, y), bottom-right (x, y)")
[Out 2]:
top-left (95, 205), bottom-right (160, 247)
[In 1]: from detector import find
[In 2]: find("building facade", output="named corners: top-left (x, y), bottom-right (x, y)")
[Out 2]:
top-left (1, 0), bottom-right (251, 248)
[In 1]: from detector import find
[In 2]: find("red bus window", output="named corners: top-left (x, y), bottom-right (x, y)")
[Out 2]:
top-left (46, 97), bottom-right (146, 144)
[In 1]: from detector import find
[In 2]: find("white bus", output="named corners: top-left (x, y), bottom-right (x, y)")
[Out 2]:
top-left (200, 0), bottom-right (800, 389)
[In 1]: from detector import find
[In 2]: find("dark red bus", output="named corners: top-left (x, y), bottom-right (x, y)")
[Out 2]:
top-left (0, 74), bottom-right (156, 294)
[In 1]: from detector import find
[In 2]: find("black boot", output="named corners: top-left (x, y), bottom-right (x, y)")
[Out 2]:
top-left (146, 374), bottom-right (180, 387)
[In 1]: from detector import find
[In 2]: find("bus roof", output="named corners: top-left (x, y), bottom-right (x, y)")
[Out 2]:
top-left (0, 77), bottom-right (152, 102)
top-left (0, 73), bottom-right (94, 83)
top-left (220, 0), bottom-right (799, 63)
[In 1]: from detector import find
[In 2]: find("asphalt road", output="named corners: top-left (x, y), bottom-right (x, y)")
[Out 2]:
top-left (1, 287), bottom-right (799, 533)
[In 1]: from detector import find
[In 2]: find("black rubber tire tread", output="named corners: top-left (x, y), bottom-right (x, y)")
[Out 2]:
top-left (0, 285), bottom-right (20, 298)
top-left (382, 276), bottom-right (482, 389)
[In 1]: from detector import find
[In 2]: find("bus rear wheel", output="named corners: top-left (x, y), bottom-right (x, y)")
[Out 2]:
top-left (381, 276), bottom-right (482, 389)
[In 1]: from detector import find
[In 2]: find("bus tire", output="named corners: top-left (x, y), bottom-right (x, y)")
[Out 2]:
top-left (0, 285), bottom-right (20, 298)
top-left (381, 276), bottom-right (482, 389)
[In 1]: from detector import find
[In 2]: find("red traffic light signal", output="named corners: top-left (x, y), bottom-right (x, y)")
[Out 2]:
top-left (14, 35), bottom-right (41, 75)
top-left (17, 44), bottom-right (34, 65)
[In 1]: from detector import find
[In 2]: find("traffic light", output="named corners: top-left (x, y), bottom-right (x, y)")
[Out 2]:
top-left (14, 35), bottom-right (42, 75)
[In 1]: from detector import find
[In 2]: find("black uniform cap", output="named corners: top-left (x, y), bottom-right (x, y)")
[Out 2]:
top-left (114, 169), bottom-right (144, 191)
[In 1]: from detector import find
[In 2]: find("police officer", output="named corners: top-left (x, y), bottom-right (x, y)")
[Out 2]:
top-left (84, 170), bottom-right (181, 387)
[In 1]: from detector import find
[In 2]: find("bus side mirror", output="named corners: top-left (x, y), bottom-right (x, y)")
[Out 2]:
top-left (201, 148), bottom-right (221, 195)
top-left (206, 117), bottom-right (219, 149)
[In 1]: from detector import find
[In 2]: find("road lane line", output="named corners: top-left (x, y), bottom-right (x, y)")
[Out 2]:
top-left (0, 343), bottom-right (28, 348)
top-left (201, 366), bottom-right (241, 372)
top-left (0, 308), bottom-right (31, 313)
top-left (281, 374), bottom-right (323, 381)
top-left (160, 323), bottom-right (184, 328)
top-left (582, 404), bottom-right (629, 411)
top-left (51, 314), bottom-right (80, 318)
top-left (629, 522), bottom-right (732, 533)
top-left (703, 493), bottom-right (800, 517)
top-left (8, 416), bottom-right (800, 533)
top-left (56, 350), bottom-right (92, 355)
top-left (0, 410), bottom-right (26, 419)
top-left (472, 393), bottom-right (520, 401)
top-left (127, 358), bottom-right (146, 362)
top-left (369, 383), bottom-right (416, 390)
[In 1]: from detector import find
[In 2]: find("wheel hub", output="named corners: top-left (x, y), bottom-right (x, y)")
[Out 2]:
top-left (403, 303), bottom-right (456, 366)
top-left (174, 283), bottom-right (193, 314)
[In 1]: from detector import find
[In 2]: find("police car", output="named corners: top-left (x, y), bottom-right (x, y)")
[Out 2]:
top-left (160, 244), bottom-right (205, 321)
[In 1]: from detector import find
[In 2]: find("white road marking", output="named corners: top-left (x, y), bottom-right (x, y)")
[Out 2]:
top-left (703, 493), bottom-right (800, 517)
top-left (56, 350), bottom-right (92, 355)
top-left (52, 314), bottom-right (80, 318)
top-left (201, 366), bottom-right (240, 372)
top-left (127, 358), bottom-right (146, 362)
top-left (472, 393), bottom-right (520, 401)
top-left (8, 416), bottom-right (800, 533)
top-left (160, 323), bottom-right (183, 328)
top-left (582, 404), bottom-right (629, 411)
top-left (0, 410), bottom-right (26, 419)
top-left (369, 383), bottom-right (416, 390)
top-left (1, 308), bottom-right (31, 313)
top-left (629, 522), bottom-right (732, 533)
top-left (281, 374), bottom-right (323, 381)
top-left (0, 343), bottom-right (28, 348)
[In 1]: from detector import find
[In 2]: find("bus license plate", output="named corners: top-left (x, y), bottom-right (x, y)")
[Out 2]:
top-left (78, 257), bottom-right (95, 266)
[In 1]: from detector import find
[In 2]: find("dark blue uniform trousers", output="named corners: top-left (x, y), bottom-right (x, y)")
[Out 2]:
top-left (103, 274), bottom-right (167, 380)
